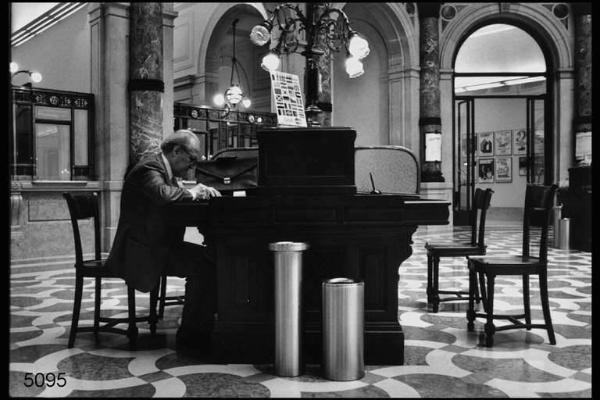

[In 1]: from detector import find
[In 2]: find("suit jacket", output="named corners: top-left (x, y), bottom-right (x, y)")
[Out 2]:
top-left (106, 152), bottom-right (194, 292)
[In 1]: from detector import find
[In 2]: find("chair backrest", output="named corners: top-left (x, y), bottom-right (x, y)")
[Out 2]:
top-left (212, 147), bottom-right (258, 160)
top-left (522, 184), bottom-right (558, 262)
top-left (354, 146), bottom-right (420, 194)
top-left (63, 192), bottom-right (101, 265)
top-left (470, 188), bottom-right (494, 248)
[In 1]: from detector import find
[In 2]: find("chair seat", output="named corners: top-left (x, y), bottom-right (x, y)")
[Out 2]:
top-left (468, 255), bottom-right (544, 274)
top-left (425, 241), bottom-right (485, 256)
top-left (76, 259), bottom-right (118, 277)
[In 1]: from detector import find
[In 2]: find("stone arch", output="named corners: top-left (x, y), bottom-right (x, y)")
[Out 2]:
top-left (334, 2), bottom-right (419, 147)
top-left (440, 3), bottom-right (572, 71)
top-left (196, 3), bottom-right (268, 79)
top-left (439, 3), bottom-right (574, 186)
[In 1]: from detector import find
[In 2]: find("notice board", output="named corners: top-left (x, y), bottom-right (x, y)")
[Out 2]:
top-left (269, 71), bottom-right (307, 127)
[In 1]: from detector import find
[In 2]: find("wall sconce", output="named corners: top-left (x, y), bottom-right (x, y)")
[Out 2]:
top-left (249, 3), bottom-right (369, 126)
top-left (213, 19), bottom-right (252, 117)
top-left (10, 62), bottom-right (43, 87)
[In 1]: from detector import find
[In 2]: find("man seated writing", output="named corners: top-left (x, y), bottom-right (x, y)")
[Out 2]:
top-left (107, 129), bottom-right (221, 353)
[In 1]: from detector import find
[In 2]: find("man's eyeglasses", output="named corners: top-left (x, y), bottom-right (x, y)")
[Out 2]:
top-left (182, 148), bottom-right (199, 164)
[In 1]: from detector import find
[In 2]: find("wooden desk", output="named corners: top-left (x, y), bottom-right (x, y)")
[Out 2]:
top-left (167, 194), bottom-right (449, 364)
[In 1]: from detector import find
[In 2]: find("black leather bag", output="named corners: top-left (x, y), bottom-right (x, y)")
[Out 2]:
top-left (195, 156), bottom-right (258, 192)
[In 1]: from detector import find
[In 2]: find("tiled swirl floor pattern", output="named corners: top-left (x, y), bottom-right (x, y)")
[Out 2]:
top-left (10, 226), bottom-right (591, 397)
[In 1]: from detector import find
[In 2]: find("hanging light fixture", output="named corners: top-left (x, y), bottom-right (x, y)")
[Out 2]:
top-left (10, 62), bottom-right (43, 86)
top-left (249, 3), bottom-right (369, 126)
top-left (213, 19), bottom-right (252, 113)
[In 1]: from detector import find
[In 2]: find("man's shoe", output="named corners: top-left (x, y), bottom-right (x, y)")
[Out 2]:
top-left (176, 330), bottom-right (212, 357)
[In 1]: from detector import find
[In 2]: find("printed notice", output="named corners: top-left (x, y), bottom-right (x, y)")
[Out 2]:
top-left (425, 133), bottom-right (442, 161)
top-left (270, 71), bottom-right (307, 127)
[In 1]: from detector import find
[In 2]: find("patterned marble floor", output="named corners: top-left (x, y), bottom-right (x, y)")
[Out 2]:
top-left (9, 226), bottom-right (592, 397)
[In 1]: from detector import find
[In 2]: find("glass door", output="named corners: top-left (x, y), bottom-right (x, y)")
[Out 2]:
top-left (527, 98), bottom-right (546, 184)
top-left (454, 98), bottom-right (475, 225)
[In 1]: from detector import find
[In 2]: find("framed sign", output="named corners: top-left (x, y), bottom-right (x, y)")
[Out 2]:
top-left (270, 71), bottom-right (307, 127)
top-left (478, 158), bottom-right (494, 183)
top-left (513, 129), bottom-right (527, 155)
top-left (477, 132), bottom-right (494, 156)
top-left (494, 130), bottom-right (512, 155)
top-left (425, 132), bottom-right (442, 161)
top-left (495, 157), bottom-right (512, 183)
top-left (518, 156), bottom-right (528, 176)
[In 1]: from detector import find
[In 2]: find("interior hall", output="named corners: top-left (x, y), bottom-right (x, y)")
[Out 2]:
top-left (9, 2), bottom-right (592, 398)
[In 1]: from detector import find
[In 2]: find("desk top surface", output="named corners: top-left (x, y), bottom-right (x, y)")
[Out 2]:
top-left (166, 193), bottom-right (450, 227)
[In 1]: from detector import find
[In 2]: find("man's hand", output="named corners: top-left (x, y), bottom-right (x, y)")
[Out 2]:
top-left (190, 183), bottom-right (221, 200)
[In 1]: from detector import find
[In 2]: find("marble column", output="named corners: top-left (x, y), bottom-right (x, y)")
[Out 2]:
top-left (418, 2), bottom-right (444, 182)
top-left (89, 3), bottom-right (176, 252)
top-left (572, 3), bottom-right (592, 164)
top-left (129, 3), bottom-right (164, 164)
top-left (316, 46), bottom-right (333, 127)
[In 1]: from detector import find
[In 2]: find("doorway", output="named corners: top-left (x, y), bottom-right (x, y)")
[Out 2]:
top-left (453, 96), bottom-right (547, 225)
top-left (452, 23), bottom-right (551, 225)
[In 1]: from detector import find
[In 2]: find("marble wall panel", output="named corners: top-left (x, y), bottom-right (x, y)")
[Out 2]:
top-left (11, 193), bottom-right (94, 262)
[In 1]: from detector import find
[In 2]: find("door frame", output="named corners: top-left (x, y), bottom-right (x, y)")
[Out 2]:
top-left (452, 92), bottom-right (550, 225)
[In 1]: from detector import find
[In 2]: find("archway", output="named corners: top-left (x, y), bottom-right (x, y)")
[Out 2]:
top-left (332, 3), bottom-right (418, 148)
top-left (204, 5), bottom-right (270, 112)
top-left (452, 23), bottom-right (549, 224)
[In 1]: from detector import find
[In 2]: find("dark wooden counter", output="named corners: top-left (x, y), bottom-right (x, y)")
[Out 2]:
top-left (167, 193), bottom-right (449, 365)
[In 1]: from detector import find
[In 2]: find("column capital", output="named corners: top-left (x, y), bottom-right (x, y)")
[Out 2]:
top-left (572, 3), bottom-right (591, 16)
top-left (417, 3), bottom-right (441, 19)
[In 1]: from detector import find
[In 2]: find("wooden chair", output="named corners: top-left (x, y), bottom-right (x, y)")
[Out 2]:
top-left (63, 192), bottom-right (159, 348)
top-left (157, 274), bottom-right (185, 320)
top-left (425, 188), bottom-right (493, 312)
top-left (467, 184), bottom-right (558, 347)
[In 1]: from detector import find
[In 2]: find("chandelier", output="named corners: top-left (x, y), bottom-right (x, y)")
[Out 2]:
top-left (10, 62), bottom-right (43, 86)
top-left (249, 3), bottom-right (369, 125)
top-left (213, 19), bottom-right (251, 113)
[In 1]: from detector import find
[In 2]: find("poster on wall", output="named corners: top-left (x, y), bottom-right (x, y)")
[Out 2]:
top-left (495, 157), bottom-right (512, 183)
top-left (518, 157), bottom-right (528, 176)
top-left (477, 132), bottom-right (494, 156)
top-left (534, 130), bottom-right (545, 154)
top-left (513, 129), bottom-right (527, 155)
top-left (494, 130), bottom-right (512, 155)
top-left (270, 71), bottom-right (307, 127)
top-left (478, 158), bottom-right (494, 183)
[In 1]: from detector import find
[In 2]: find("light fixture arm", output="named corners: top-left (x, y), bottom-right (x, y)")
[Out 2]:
top-left (230, 18), bottom-right (240, 86)
top-left (251, 2), bottom-right (369, 126)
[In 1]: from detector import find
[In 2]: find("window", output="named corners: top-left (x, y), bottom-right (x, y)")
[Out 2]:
top-left (11, 87), bottom-right (94, 180)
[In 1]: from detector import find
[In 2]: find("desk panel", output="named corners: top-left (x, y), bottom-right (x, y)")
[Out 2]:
top-left (166, 194), bottom-right (449, 364)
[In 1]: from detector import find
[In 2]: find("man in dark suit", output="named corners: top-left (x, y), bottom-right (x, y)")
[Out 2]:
top-left (107, 129), bottom-right (221, 351)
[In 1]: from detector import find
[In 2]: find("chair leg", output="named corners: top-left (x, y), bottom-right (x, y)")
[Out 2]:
top-left (523, 274), bottom-right (531, 329)
top-left (158, 275), bottom-right (167, 320)
top-left (484, 273), bottom-right (496, 347)
top-left (432, 255), bottom-right (440, 313)
top-left (474, 270), bottom-right (481, 304)
top-left (127, 286), bottom-right (138, 348)
top-left (94, 277), bottom-right (101, 338)
top-left (467, 262), bottom-right (476, 332)
top-left (426, 254), bottom-right (433, 304)
top-left (478, 270), bottom-right (488, 314)
top-left (68, 274), bottom-right (84, 348)
top-left (538, 271), bottom-right (556, 345)
top-left (149, 284), bottom-right (159, 335)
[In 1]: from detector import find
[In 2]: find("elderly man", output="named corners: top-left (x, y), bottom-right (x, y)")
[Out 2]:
top-left (107, 129), bottom-right (220, 352)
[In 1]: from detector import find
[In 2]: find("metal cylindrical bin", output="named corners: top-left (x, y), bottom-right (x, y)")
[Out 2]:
top-left (269, 241), bottom-right (309, 377)
top-left (559, 218), bottom-right (570, 250)
top-left (553, 205), bottom-right (562, 248)
top-left (322, 278), bottom-right (365, 381)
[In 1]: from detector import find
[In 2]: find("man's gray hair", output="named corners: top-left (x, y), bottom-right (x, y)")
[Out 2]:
top-left (160, 129), bottom-right (200, 154)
